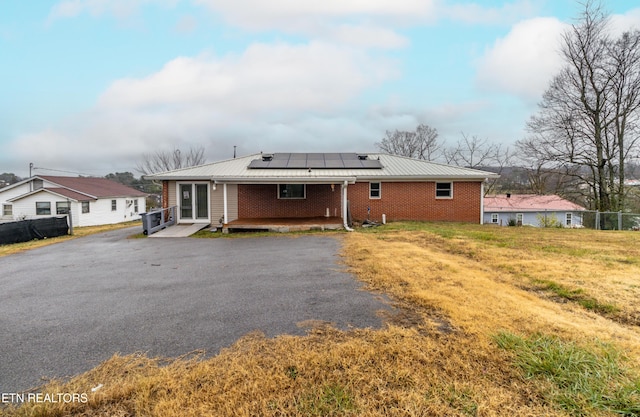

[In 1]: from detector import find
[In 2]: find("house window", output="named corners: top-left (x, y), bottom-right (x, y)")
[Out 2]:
top-left (369, 182), bottom-right (381, 199)
top-left (134, 199), bottom-right (139, 213)
top-left (516, 213), bottom-right (523, 225)
top-left (491, 213), bottom-right (499, 224)
top-left (566, 213), bottom-right (572, 226)
top-left (278, 184), bottom-right (306, 199)
top-left (435, 182), bottom-right (453, 198)
top-left (2, 204), bottom-right (12, 216)
top-left (56, 201), bottom-right (71, 215)
top-left (36, 202), bottom-right (51, 215)
top-left (82, 201), bottom-right (90, 213)
top-left (111, 200), bottom-right (117, 211)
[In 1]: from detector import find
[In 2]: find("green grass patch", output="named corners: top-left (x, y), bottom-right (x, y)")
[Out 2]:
top-left (533, 279), bottom-right (620, 316)
top-left (296, 383), bottom-right (357, 416)
top-left (494, 332), bottom-right (640, 416)
top-left (426, 384), bottom-right (478, 416)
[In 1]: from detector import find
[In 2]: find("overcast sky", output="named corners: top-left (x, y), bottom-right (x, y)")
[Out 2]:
top-left (2, 0), bottom-right (639, 178)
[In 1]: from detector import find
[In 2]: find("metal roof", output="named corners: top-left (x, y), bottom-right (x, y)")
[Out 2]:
top-left (144, 153), bottom-right (499, 182)
top-left (484, 194), bottom-right (586, 212)
top-left (248, 153), bottom-right (383, 169)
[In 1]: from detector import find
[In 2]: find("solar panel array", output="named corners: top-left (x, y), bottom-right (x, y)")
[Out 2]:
top-left (248, 153), bottom-right (383, 169)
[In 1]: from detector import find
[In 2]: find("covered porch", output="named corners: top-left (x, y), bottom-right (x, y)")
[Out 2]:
top-left (223, 216), bottom-right (344, 233)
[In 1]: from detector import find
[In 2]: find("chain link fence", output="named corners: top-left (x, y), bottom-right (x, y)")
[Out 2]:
top-left (581, 211), bottom-right (640, 230)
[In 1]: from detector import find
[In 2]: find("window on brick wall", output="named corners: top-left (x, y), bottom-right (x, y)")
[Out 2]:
top-left (278, 184), bottom-right (306, 199)
top-left (435, 182), bottom-right (453, 198)
top-left (369, 182), bottom-right (381, 199)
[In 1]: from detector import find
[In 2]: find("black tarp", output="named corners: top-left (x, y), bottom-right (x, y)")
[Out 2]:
top-left (0, 217), bottom-right (69, 245)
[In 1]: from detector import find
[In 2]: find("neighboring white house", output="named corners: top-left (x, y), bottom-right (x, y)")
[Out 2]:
top-left (483, 194), bottom-right (586, 227)
top-left (0, 175), bottom-right (147, 227)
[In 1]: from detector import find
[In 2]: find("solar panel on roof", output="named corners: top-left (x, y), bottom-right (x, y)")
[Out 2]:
top-left (247, 153), bottom-right (382, 169)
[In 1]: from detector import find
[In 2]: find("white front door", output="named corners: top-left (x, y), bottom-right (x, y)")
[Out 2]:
top-left (178, 183), bottom-right (210, 223)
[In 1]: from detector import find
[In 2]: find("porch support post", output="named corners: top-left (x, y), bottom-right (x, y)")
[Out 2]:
top-left (223, 183), bottom-right (228, 225)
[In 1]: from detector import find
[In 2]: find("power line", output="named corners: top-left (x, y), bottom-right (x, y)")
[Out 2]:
top-left (32, 166), bottom-right (98, 177)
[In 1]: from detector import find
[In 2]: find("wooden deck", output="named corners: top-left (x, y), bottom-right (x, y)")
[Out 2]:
top-left (223, 217), bottom-right (344, 233)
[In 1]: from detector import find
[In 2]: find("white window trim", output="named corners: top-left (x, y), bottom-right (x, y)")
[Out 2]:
top-left (566, 212), bottom-right (572, 226)
top-left (176, 181), bottom-right (211, 223)
top-left (36, 201), bottom-right (51, 215)
top-left (435, 182), bottom-right (453, 199)
top-left (491, 213), bottom-right (499, 224)
top-left (2, 203), bottom-right (12, 216)
top-left (56, 201), bottom-right (71, 215)
top-left (278, 184), bottom-right (306, 199)
top-left (369, 182), bottom-right (381, 199)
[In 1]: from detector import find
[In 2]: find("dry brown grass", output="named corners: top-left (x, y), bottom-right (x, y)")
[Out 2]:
top-left (2, 222), bottom-right (639, 417)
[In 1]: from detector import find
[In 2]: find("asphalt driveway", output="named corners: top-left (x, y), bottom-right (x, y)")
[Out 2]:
top-left (0, 228), bottom-right (392, 392)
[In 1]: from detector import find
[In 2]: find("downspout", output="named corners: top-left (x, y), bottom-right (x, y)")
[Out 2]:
top-left (342, 181), bottom-right (354, 232)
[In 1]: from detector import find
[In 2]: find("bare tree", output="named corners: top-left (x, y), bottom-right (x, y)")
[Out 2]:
top-left (443, 133), bottom-right (508, 168)
top-left (519, 1), bottom-right (640, 211)
top-left (376, 123), bottom-right (441, 160)
top-left (136, 146), bottom-right (206, 175)
top-left (443, 132), bottom-right (512, 195)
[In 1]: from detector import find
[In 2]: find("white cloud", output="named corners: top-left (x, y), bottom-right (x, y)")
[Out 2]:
top-left (610, 8), bottom-right (640, 36)
top-left (194, 0), bottom-right (437, 30)
top-left (98, 42), bottom-right (396, 113)
top-left (475, 17), bottom-right (567, 100)
top-left (9, 41), bottom-right (398, 171)
top-left (173, 14), bottom-right (198, 34)
top-left (443, 0), bottom-right (538, 25)
top-left (193, 0), bottom-right (436, 49)
top-left (47, 0), bottom-right (179, 23)
top-left (324, 24), bottom-right (409, 49)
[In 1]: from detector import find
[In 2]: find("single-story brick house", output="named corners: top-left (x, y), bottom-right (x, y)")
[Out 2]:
top-left (144, 152), bottom-right (498, 229)
top-left (0, 175), bottom-right (148, 227)
top-left (483, 194), bottom-right (586, 227)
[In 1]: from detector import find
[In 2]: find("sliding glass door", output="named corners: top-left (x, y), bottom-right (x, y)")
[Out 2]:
top-left (178, 183), bottom-right (210, 223)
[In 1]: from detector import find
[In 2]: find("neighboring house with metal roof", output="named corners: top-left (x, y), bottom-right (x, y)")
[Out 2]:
top-left (483, 194), bottom-right (586, 227)
top-left (144, 152), bottom-right (498, 230)
top-left (0, 175), bottom-right (147, 226)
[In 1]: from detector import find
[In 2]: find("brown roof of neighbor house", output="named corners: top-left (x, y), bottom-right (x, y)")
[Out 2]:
top-left (41, 187), bottom-right (98, 201)
top-left (38, 175), bottom-right (147, 198)
top-left (484, 194), bottom-right (586, 212)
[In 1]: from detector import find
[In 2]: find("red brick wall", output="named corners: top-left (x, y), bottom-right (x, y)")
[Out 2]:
top-left (238, 184), bottom-right (342, 218)
top-left (348, 181), bottom-right (482, 223)
top-left (162, 181), bottom-right (169, 209)
top-left (237, 181), bottom-right (483, 223)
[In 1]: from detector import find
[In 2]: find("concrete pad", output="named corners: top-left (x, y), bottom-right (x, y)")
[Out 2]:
top-left (148, 223), bottom-right (208, 237)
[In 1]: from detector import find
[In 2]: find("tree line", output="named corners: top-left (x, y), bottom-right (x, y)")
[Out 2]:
top-left (377, 1), bottom-right (640, 212)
